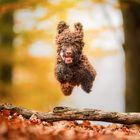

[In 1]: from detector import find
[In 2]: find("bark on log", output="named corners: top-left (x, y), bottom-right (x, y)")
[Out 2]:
top-left (0, 104), bottom-right (140, 125)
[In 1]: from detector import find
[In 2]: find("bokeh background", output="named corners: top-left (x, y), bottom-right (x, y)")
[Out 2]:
top-left (0, 0), bottom-right (139, 112)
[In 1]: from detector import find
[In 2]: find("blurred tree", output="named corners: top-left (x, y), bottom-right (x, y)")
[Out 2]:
top-left (0, 0), bottom-right (17, 99)
top-left (120, 0), bottom-right (140, 112)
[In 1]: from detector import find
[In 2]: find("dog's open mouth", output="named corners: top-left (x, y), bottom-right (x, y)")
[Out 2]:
top-left (60, 50), bottom-right (73, 64)
top-left (64, 56), bottom-right (73, 64)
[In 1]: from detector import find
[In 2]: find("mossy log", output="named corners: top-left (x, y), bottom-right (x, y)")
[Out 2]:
top-left (0, 104), bottom-right (140, 125)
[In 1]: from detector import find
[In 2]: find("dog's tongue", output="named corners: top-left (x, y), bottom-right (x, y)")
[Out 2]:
top-left (65, 57), bottom-right (73, 64)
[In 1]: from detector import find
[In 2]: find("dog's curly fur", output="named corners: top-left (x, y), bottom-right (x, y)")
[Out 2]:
top-left (55, 21), bottom-right (96, 96)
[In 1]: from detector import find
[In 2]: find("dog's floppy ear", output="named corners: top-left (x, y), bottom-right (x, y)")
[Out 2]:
top-left (74, 22), bottom-right (83, 32)
top-left (57, 21), bottom-right (69, 34)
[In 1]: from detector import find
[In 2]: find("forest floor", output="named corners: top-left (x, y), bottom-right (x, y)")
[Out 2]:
top-left (0, 109), bottom-right (140, 140)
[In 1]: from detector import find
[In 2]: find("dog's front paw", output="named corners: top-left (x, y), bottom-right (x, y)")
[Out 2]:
top-left (81, 81), bottom-right (93, 93)
top-left (61, 83), bottom-right (74, 96)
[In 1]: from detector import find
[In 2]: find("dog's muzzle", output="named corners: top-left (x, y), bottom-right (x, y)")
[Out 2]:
top-left (60, 50), bottom-right (73, 64)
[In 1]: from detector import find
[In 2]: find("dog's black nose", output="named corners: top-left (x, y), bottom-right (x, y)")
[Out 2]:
top-left (66, 51), bottom-right (72, 55)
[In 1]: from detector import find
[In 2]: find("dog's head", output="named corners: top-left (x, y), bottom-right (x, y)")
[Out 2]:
top-left (56, 21), bottom-right (84, 65)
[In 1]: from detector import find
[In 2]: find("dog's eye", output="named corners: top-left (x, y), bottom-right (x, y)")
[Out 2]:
top-left (61, 45), bottom-right (66, 50)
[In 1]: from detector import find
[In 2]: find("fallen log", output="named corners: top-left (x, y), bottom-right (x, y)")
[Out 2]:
top-left (0, 103), bottom-right (140, 125)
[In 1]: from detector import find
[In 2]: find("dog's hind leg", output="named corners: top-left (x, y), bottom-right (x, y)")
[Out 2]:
top-left (61, 83), bottom-right (74, 96)
top-left (80, 69), bottom-right (94, 93)
top-left (81, 79), bottom-right (93, 93)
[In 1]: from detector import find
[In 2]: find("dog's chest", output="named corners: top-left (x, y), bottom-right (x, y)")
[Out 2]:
top-left (63, 65), bottom-right (80, 82)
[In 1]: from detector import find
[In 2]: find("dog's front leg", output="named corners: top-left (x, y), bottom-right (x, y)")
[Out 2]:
top-left (55, 64), bottom-right (66, 83)
top-left (61, 83), bottom-right (74, 96)
top-left (80, 69), bottom-right (94, 93)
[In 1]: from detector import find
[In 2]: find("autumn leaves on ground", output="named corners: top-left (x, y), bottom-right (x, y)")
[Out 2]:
top-left (0, 109), bottom-right (139, 140)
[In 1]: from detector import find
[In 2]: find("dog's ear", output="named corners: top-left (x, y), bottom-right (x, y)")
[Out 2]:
top-left (57, 21), bottom-right (69, 34)
top-left (74, 22), bottom-right (83, 32)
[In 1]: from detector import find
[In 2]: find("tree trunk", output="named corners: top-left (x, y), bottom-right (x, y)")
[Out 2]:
top-left (120, 1), bottom-right (140, 112)
top-left (0, 11), bottom-right (14, 98)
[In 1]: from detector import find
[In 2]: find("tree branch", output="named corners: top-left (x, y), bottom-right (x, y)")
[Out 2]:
top-left (0, 104), bottom-right (140, 125)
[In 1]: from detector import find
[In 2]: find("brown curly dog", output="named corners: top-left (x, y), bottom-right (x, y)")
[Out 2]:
top-left (55, 21), bottom-right (96, 96)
